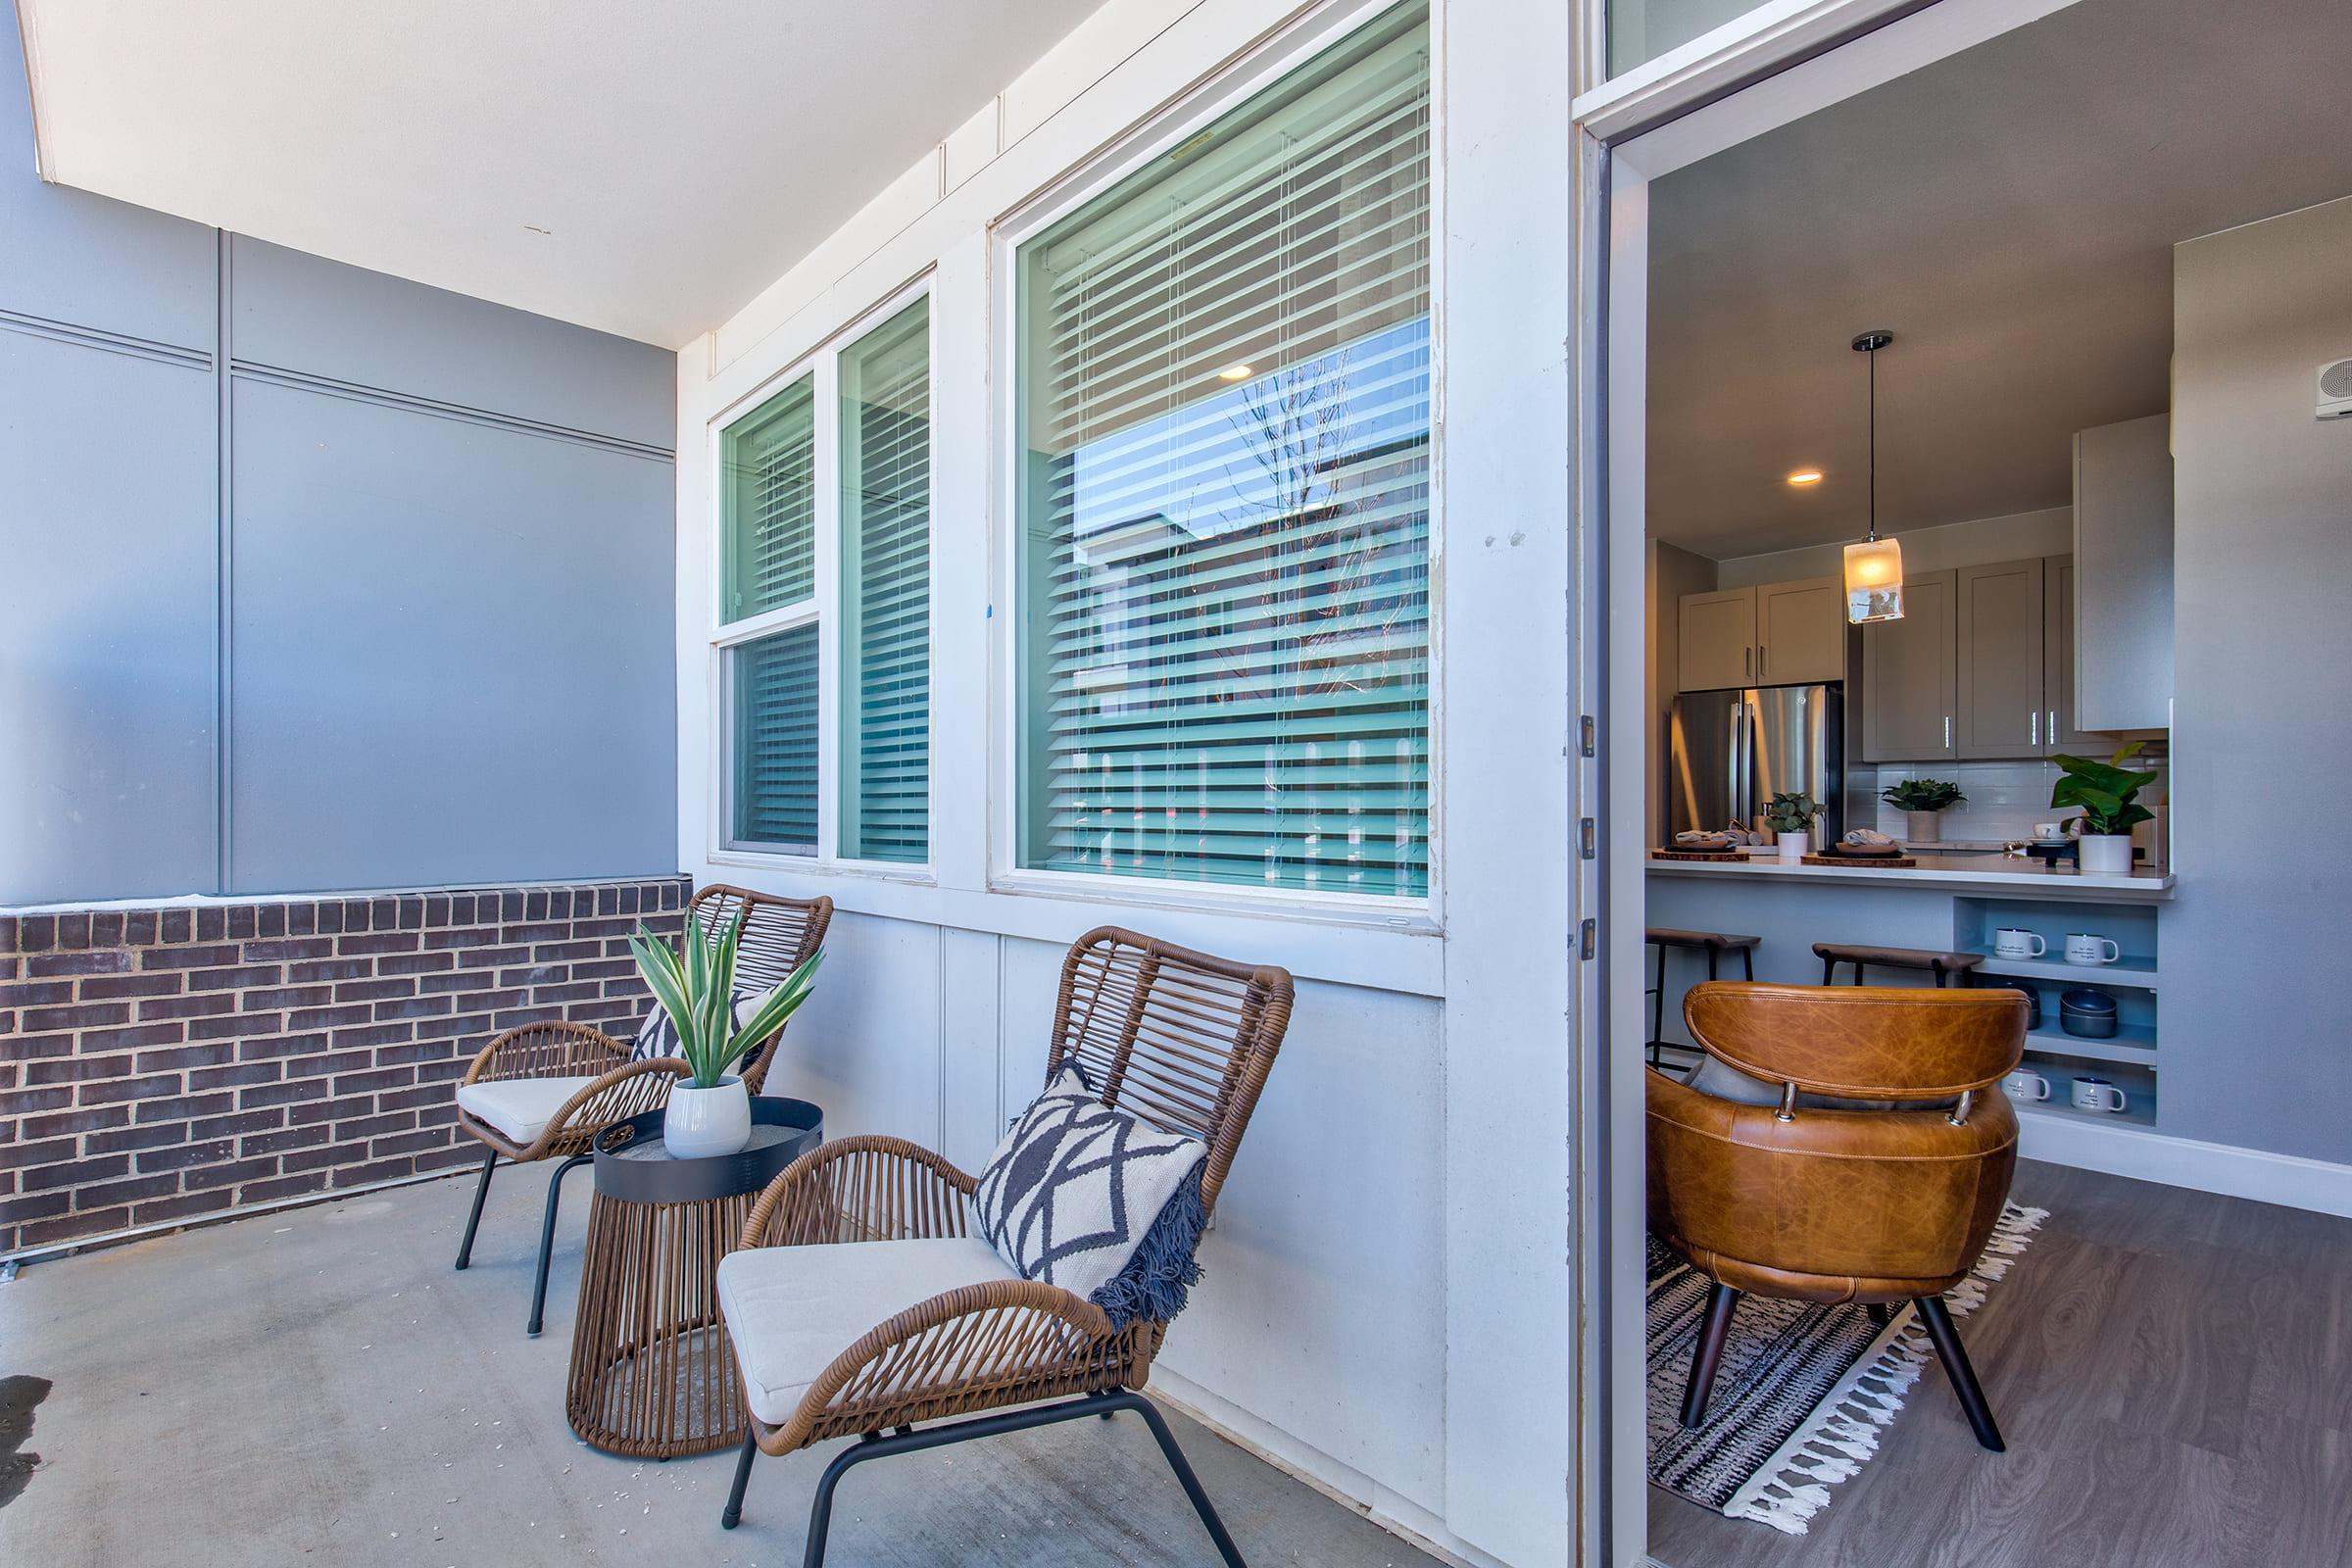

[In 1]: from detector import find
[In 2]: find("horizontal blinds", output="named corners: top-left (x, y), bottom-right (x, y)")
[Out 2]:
top-left (722, 376), bottom-right (816, 620)
top-left (1017, 5), bottom-right (1432, 898)
top-left (840, 299), bottom-right (931, 864)
top-left (732, 623), bottom-right (819, 853)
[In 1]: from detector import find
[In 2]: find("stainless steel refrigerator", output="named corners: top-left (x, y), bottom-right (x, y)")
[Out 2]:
top-left (1666, 684), bottom-right (1843, 842)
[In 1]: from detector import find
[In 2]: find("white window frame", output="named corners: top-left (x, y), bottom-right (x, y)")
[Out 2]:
top-left (983, 0), bottom-right (1446, 931)
top-left (706, 273), bottom-right (939, 879)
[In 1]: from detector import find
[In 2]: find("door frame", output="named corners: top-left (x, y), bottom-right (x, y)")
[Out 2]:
top-left (1578, 2), bottom-right (2092, 1562)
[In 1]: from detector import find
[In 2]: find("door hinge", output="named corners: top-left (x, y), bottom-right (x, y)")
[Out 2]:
top-left (1579, 714), bottom-right (1596, 758)
top-left (1579, 817), bottom-right (1596, 859)
top-left (1579, 918), bottom-right (1597, 960)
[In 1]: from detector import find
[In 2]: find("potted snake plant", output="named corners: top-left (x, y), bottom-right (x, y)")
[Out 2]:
top-left (628, 911), bottom-right (823, 1159)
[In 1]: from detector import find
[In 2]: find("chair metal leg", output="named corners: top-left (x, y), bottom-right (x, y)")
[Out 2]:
top-left (453, 1146), bottom-right (497, 1271)
top-left (1680, 1283), bottom-right (1740, 1427)
top-left (720, 1429), bottom-right (760, 1530)
top-left (742, 1390), bottom-right (1249, 1568)
top-left (1917, 1295), bottom-right (2005, 1451)
top-left (526, 1152), bottom-right (592, 1337)
top-left (1647, 944), bottom-right (1667, 1065)
top-left (1864, 1300), bottom-right (1892, 1328)
top-left (1822, 956), bottom-right (1838, 986)
top-left (1741, 948), bottom-right (1754, 981)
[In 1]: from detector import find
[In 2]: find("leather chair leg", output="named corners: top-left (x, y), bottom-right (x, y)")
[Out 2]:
top-left (1680, 1283), bottom-right (1741, 1427)
top-left (1917, 1296), bottom-right (2004, 1451)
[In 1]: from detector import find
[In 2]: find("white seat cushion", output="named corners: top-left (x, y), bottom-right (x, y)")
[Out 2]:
top-left (716, 1236), bottom-right (1020, 1426)
top-left (455, 1075), bottom-right (600, 1146)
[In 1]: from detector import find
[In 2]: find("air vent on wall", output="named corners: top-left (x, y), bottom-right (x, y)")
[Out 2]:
top-left (2319, 359), bottom-right (2352, 420)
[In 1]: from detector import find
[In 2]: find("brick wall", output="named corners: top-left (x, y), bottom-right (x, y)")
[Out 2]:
top-left (0, 877), bottom-right (689, 1256)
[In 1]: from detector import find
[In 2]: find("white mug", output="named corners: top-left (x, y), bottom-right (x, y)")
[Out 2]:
top-left (2071, 1075), bottom-right (2129, 1113)
top-left (2066, 934), bottom-right (2122, 966)
top-left (1993, 928), bottom-right (2047, 959)
top-left (2002, 1069), bottom-right (2052, 1102)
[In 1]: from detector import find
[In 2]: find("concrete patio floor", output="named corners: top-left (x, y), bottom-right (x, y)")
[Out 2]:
top-left (0, 1168), bottom-right (1444, 1568)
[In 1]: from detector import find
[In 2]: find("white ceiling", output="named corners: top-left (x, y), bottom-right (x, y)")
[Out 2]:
top-left (16, 0), bottom-right (1104, 347)
top-left (1645, 0), bottom-right (2352, 560)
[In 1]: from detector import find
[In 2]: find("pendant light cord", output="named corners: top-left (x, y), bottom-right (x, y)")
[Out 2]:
top-left (1867, 343), bottom-right (1878, 544)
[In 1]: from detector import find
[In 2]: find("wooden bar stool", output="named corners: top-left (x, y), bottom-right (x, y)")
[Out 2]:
top-left (1814, 942), bottom-right (1985, 988)
top-left (1645, 928), bottom-right (1760, 1066)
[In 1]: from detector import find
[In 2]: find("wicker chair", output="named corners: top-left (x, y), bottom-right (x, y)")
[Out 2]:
top-left (451, 884), bottom-right (832, 1334)
top-left (714, 926), bottom-right (1293, 1568)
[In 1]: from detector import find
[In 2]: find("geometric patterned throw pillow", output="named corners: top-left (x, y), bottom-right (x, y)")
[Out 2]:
top-left (630, 983), bottom-right (781, 1065)
top-left (972, 1069), bottom-right (1208, 1313)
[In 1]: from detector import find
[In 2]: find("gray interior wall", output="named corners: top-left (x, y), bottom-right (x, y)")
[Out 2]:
top-left (2168, 196), bottom-right (2352, 1165)
top-left (1, 5), bottom-right (679, 904)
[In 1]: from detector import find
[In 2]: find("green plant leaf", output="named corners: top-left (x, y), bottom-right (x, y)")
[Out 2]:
top-left (627, 923), bottom-right (695, 1060)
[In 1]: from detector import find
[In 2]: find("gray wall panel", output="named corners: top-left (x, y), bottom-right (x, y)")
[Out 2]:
top-left (228, 379), bottom-right (676, 892)
top-left (0, 2), bottom-right (217, 351)
top-left (0, 330), bottom-right (218, 903)
top-left (229, 235), bottom-right (674, 448)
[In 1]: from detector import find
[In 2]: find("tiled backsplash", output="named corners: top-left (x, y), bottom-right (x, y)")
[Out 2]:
top-left (1859, 753), bottom-right (2170, 848)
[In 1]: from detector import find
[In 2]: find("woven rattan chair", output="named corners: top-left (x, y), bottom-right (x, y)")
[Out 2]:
top-left (715, 926), bottom-right (1293, 1568)
top-left (452, 884), bottom-right (832, 1334)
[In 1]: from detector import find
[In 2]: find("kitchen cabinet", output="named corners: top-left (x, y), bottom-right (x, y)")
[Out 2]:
top-left (1678, 576), bottom-right (1845, 692)
top-left (1755, 575), bottom-right (1845, 685)
top-left (1860, 567), bottom-right (1957, 761)
top-left (2073, 416), bottom-right (2174, 732)
top-left (1956, 559), bottom-right (2046, 757)
top-left (1677, 587), bottom-right (1756, 692)
top-left (2043, 555), bottom-right (2110, 751)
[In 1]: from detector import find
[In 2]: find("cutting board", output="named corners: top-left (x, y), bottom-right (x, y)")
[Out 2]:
top-left (1802, 853), bottom-right (1918, 868)
top-left (1650, 848), bottom-right (1747, 862)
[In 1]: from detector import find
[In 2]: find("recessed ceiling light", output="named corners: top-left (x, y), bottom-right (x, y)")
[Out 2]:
top-left (1217, 364), bottom-right (1254, 381)
top-left (1786, 468), bottom-right (1824, 486)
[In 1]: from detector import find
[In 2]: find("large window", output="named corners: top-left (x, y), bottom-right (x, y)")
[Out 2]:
top-left (1013, 5), bottom-right (1433, 901)
top-left (719, 295), bottom-right (931, 863)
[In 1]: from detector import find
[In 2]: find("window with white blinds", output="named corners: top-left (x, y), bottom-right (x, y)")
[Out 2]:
top-left (715, 293), bottom-right (932, 863)
top-left (721, 375), bottom-right (816, 621)
top-left (838, 298), bottom-right (931, 864)
top-left (1013, 5), bottom-right (1432, 900)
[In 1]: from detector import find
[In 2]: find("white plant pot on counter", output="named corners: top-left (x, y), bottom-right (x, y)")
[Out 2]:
top-left (1904, 810), bottom-right (1943, 845)
top-left (1776, 831), bottom-right (1811, 864)
top-left (664, 1076), bottom-right (753, 1159)
top-left (2078, 835), bottom-right (2135, 877)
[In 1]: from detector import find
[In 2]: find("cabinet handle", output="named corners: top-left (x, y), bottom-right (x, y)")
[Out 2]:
top-left (1944, 714), bottom-right (1953, 752)
top-left (2049, 709), bottom-right (2058, 744)
top-left (2031, 710), bottom-right (2040, 747)
top-left (1744, 646), bottom-right (1752, 679)
top-left (1758, 643), bottom-right (1768, 680)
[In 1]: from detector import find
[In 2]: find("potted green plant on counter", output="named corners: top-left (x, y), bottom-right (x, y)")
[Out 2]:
top-left (1881, 777), bottom-right (1967, 845)
top-left (628, 912), bottom-right (824, 1159)
top-left (1763, 791), bottom-right (1824, 863)
top-left (2051, 743), bottom-right (2159, 877)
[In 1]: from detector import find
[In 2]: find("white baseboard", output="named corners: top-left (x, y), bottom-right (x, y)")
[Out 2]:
top-left (1144, 1366), bottom-right (1514, 1568)
top-left (2018, 1109), bottom-right (2352, 1217)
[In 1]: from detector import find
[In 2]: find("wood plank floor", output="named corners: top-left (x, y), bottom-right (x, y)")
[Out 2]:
top-left (1647, 1160), bottom-right (2352, 1568)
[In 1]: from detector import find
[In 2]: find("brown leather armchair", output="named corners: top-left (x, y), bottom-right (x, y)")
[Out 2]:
top-left (1647, 980), bottom-right (2027, 1450)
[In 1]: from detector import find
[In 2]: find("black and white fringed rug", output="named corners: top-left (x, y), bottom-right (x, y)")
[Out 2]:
top-left (1645, 1203), bottom-right (2047, 1535)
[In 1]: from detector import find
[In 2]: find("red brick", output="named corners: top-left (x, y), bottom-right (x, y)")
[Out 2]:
top-left (423, 927), bottom-right (504, 951)
top-left (138, 992), bottom-right (239, 1020)
top-left (188, 1061), bottom-right (281, 1091)
top-left (22, 1206), bottom-right (128, 1247)
top-left (24, 951), bottom-right (131, 977)
top-left (77, 1074), bottom-right (188, 1106)
top-left (373, 996), bottom-right (452, 1022)
top-left (416, 1057), bottom-right (469, 1085)
top-left (0, 979), bottom-right (74, 1006)
top-left (237, 1031), bottom-right (330, 1062)
top-left (0, 1087), bottom-right (73, 1117)
top-left (130, 1189), bottom-right (235, 1226)
top-left (130, 1042), bottom-right (230, 1074)
top-left (334, 977), bottom-right (416, 1004)
top-left (184, 1156), bottom-right (279, 1192)
top-left (26, 1054), bottom-right (135, 1084)
top-left (239, 1171), bottom-right (329, 1204)
top-left (85, 1121), bottom-right (193, 1155)
top-left (332, 1110), bottom-right (415, 1141)
top-left (77, 972), bottom-right (182, 1001)
top-left (530, 939), bottom-right (603, 962)
top-left (286, 1004), bottom-right (373, 1031)
top-left (370, 1128), bottom-right (450, 1158)
top-left (0, 1138), bottom-right (78, 1171)
top-left (377, 951), bottom-right (457, 976)
top-left (239, 1078), bottom-right (328, 1109)
top-left (491, 1005), bottom-right (563, 1030)
top-left (75, 1173), bottom-right (181, 1209)
top-left (240, 938), bottom-right (334, 962)
top-left (418, 1012), bottom-right (493, 1040)
top-left (22, 1104), bottom-right (128, 1141)
top-left (189, 1109), bottom-right (283, 1143)
top-left (139, 943), bottom-right (243, 971)
top-left (234, 985), bottom-right (332, 1011)
top-left (285, 959), bottom-right (370, 983)
top-left (136, 1140), bottom-right (233, 1173)
top-left (373, 1039), bottom-right (458, 1067)
top-left (338, 932), bottom-right (420, 956)
top-left (415, 1142), bottom-right (480, 1173)
top-left (134, 1091), bottom-right (234, 1122)
top-left (24, 1153), bottom-right (130, 1191)
top-left (0, 1191), bottom-right (70, 1225)
top-left (85, 1022), bottom-right (190, 1053)
top-left (0, 1031), bottom-right (78, 1062)
top-left (185, 963), bottom-right (284, 993)
top-left (330, 1157), bottom-right (415, 1187)
top-left (241, 1124), bottom-right (329, 1157)
top-left (190, 1010), bottom-right (296, 1040)
top-left (22, 1002), bottom-right (130, 1031)
top-left (329, 1023), bottom-right (415, 1053)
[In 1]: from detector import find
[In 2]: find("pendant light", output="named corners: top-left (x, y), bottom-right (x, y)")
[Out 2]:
top-left (1843, 329), bottom-right (1904, 623)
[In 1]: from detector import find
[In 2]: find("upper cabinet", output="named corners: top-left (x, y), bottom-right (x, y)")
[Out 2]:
top-left (2043, 555), bottom-right (2109, 751)
top-left (1861, 568), bottom-right (1958, 761)
top-left (1677, 586), bottom-right (1756, 691)
top-left (1755, 575), bottom-right (1845, 685)
top-left (1956, 559), bottom-right (2047, 757)
top-left (2073, 415), bottom-right (2175, 732)
top-left (1677, 575), bottom-right (1844, 692)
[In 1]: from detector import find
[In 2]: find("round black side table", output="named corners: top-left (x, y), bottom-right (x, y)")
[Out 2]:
top-left (564, 1096), bottom-right (822, 1457)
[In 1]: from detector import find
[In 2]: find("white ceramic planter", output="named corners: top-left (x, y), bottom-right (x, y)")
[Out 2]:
top-left (1904, 809), bottom-right (1943, 845)
top-left (1776, 831), bottom-right (1810, 864)
top-left (664, 1076), bottom-right (753, 1159)
top-left (2077, 834), bottom-right (2135, 877)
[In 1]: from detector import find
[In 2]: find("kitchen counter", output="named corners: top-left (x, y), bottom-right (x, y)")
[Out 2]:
top-left (1647, 852), bottom-right (2174, 902)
